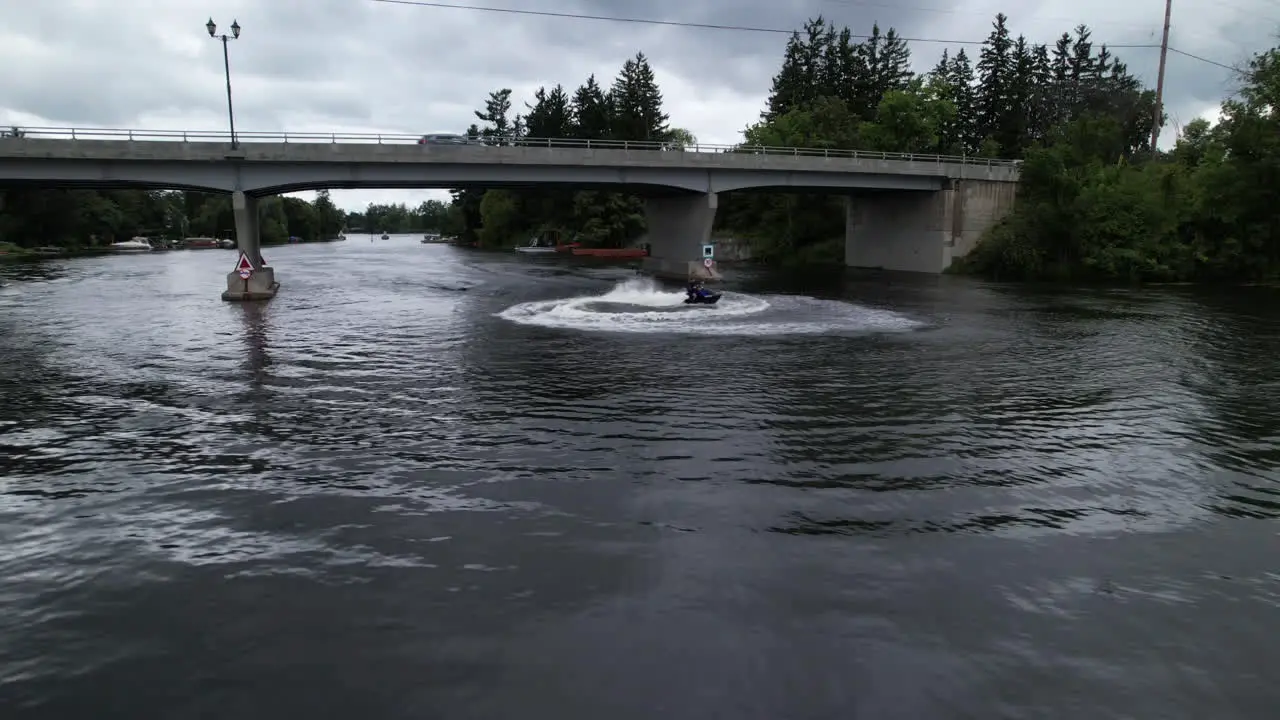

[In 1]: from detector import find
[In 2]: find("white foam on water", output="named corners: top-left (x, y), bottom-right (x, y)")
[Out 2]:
top-left (496, 278), bottom-right (924, 336)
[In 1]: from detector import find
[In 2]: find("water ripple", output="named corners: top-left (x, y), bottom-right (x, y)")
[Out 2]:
top-left (1, 243), bottom-right (1279, 717)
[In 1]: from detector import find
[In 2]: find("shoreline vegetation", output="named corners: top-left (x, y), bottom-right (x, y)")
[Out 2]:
top-left (0, 188), bottom-right (454, 262)
top-left (2, 12), bottom-right (1278, 283)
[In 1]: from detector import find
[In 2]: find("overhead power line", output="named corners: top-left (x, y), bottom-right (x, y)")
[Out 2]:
top-left (368, 0), bottom-right (1149, 48)
top-left (367, 0), bottom-right (1236, 70)
top-left (821, 0), bottom-right (1164, 31)
top-left (1169, 46), bottom-right (1238, 71)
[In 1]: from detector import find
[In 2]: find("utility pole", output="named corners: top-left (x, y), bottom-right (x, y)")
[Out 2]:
top-left (1151, 0), bottom-right (1173, 152)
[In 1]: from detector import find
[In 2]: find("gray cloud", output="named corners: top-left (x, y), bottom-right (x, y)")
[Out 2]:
top-left (0, 0), bottom-right (1274, 209)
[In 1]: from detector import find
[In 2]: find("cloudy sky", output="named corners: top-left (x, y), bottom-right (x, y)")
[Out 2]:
top-left (0, 0), bottom-right (1271, 211)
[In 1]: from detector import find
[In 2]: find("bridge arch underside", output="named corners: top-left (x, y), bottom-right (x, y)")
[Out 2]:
top-left (0, 159), bottom-right (946, 196)
top-left (0, 164), bottom-right (231, 195)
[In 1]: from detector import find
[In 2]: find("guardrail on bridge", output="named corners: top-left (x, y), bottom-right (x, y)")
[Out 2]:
top-left (0, 126), bottom-right (1023, 169)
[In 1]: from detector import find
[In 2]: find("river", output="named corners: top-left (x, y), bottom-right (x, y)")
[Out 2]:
top-left (1, 234), bottom-right (1277, 718)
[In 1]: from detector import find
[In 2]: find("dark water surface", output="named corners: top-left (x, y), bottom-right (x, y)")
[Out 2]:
top-left (1, 236), bottom-right (1278, 719)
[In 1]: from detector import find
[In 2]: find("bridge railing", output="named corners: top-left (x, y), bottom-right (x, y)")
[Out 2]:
top-left (1, 126), bottom-right (1023, 168)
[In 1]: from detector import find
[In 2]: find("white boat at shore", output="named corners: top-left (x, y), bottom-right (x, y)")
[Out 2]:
top-left (515, 234), bottom-right (561, 254)
top-left (109, 237), bottom-right (153, 253)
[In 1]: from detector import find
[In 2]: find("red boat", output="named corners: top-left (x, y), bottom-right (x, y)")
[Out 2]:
top-left (571, 247), bottom-right (648, 258)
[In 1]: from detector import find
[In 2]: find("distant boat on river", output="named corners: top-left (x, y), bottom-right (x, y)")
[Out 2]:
top-left (109, 237), bottom-right (153, 253)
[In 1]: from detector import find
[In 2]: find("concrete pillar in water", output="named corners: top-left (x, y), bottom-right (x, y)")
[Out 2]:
top-left (221, 190), bottom-right (280, 301)
top-left (844, 189), bottom-right (954, 273)
top-left (844, 180), bottom-right (1017, 273)
top-left (639, 192), bottom-right (721, 281)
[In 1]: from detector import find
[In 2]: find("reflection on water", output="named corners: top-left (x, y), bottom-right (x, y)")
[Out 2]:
top-left (1, 238), bottom-right (1278, 719)
top-left (238, 302), bottom-right (272, 388)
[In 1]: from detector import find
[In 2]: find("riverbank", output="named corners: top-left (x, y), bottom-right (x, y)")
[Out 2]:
top-left (0, 236), bottom-right (350, 262)
top-left (0, 242), bottom-right (115, 262)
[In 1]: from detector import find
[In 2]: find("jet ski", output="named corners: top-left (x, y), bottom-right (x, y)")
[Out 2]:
top-left (684, 284), bottom-right (722, 305)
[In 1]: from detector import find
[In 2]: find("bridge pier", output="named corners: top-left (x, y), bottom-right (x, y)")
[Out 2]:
top-left (845, 190), bottom-right (952, 273)
top-left (845, 180), bottom-right (1016, 273)
top-left (221, 191), bottom-right (280, 301)
top-left (639, 192), bottom-right (721, 281)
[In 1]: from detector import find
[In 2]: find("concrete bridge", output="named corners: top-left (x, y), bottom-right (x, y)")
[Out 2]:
top-left (0, 127), bottom-right (1021, 300)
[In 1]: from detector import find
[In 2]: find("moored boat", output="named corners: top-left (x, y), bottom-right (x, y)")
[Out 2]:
top-left (515, 231), bottom-right (579, 254)
top-left (184, 236), bottom-right (220, 249)
top-left (109, 237), bottom-right (153, 253)
top-left (515, 243), bottom-right (558, 254)
top-left (571, 247), bottom-right (647, 258)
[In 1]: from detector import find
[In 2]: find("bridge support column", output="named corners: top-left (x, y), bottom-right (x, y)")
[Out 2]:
top-left (844, 180), bottom-right (1018, 273)
top-left (845, 189), bottom-right (954, 273)
top-left (221, 191), bottom-right (280, 301)
top-left (639, 192), bottom-right (721, 281)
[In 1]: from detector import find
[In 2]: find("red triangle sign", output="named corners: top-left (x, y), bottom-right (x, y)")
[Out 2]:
top-left (235, 253), bottom-right (253, 272)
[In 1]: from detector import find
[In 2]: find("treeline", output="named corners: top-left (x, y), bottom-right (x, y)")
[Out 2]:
top-left (726, 12), bottom-right (1280, 282)
top-left (443, 52), bottom-right (691, 248)
top-left (716, 13), bottom-right (1156, 265)
top-left (353, 199), bottom-right (450, 234)
top-left (964, 47), bottom-right (1280, 281)
top-left (0, 189), bottom-right (452, 250)
top-left (0, 188), bottom-right (340, 248)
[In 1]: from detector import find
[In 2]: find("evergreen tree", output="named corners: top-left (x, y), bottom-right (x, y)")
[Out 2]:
top-left (524, 84), bottom-right (573, 139)
top-left (571, 75), bottom-right (611, 139)
top-left (520, 84), bottom-right (575, 233)
top-left (766, 33), bottom-right (808, 119)
top-left (998, 35), bottom-right (1035, 155)
top-left (609, 52), bottom-right (669, 142)
top-left (874, 28), bottom-right (914, 94)
top-left (850, 25), bottom-right (881, 119)
top-left (851, 25), bottom-right (913, 121)
top-left (928, 50), bottom-right (962, 153)
top-left (1069, 24), bottom-right (1098, 116)
top-left (448, 121), bottom-right (488, 242)
top-left (795, 18), bottom-right (830, 110)
top-left (823, 27), bottom-right (860, 106)
top-left (474, 89), bottom-right (514, 142)
top-left (1049, 32), bottom-right (1074, 126)
top-left (976, 13), bottom-right (1014, 152)
top-left (931, 48), bottom-right (951, 80)
top-left (949, 49), bottom-right (979, 152)
top-left (1027, 43), bottom-right (1054, 146)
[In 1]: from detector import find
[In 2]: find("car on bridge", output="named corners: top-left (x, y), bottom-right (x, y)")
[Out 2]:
top-left (417, 133), bottom-right (477, 146)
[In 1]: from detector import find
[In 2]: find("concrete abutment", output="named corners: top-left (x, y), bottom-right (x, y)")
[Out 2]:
top-left (844, 179), bottom-right (1016, 273)
top-left (221, 190), bottom-right (281, 302)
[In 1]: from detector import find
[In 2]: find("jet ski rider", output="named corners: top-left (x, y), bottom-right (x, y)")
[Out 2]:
top-left (686, 279), bottom-right (706, 300)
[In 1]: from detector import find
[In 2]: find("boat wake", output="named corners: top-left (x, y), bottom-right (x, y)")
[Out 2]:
top-left (496, 278), bottom-right (923, 336)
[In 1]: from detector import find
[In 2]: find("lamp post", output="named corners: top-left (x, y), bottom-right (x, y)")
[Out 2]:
top-left (206, 18), bottom-right (241, 149)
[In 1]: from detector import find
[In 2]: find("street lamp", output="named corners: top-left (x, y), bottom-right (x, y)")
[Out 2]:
top-left (206, 18), bottom-right (241, 148)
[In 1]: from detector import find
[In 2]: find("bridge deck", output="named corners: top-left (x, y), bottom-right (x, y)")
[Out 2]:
top-left (0, 137), bottom-right (1021, 184)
